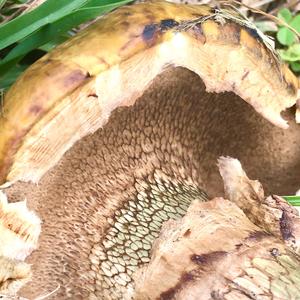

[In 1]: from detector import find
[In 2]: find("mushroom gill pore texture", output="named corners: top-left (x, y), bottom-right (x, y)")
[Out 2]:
top-left (5, 67), bottom-right (300, 299)
top-left (0, 2), bottom-right (299, 299)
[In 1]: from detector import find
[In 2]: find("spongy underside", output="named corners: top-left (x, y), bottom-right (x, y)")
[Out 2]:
top-left (6, 67), bottom-right (300, 299)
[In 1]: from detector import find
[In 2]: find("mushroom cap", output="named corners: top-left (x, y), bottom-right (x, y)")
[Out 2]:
top-left (1, 2), bottom-right (300, 298)
top-left (0, 0), bottom-right (298, 185)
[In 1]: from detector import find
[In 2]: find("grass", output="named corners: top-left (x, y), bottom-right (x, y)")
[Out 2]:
top-left (0, 0), bottom-right (132, 91)
top-left (205, 1), bottom-right (300, 71)
top-left (283, 196), bottom-right (300, 206)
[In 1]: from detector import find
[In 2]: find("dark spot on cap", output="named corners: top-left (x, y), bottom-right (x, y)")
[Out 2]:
top-left (247, 230), bottom-right (270, 242)
top-left (191, 251), bottom-right (227, 265)
top-left (280, 210), bottom-right (295, 241)
top-left (183, 229), bottom-right (191, 237)
top-left (29, 105), bottom-right (43, 115)
top-left (160, 19), bottom-right (179, 32)
top-left (64, 70), bottom-right (89, 88)
top-left (142, 24), bottom-right (158, 42)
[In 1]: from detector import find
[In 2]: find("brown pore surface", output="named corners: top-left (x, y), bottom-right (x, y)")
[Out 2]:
top-left (5, 67), bottom-right (300, 299)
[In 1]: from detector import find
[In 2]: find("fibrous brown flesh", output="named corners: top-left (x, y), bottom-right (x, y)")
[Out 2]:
top-left (134, 198), bottom-right (300, 300)
top-left (219, 157), bottom-right (300, 254)
top-left (134, 157), bottom-right (300, 299)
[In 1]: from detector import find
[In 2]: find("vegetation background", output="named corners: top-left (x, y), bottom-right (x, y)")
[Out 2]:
top-left (0, 0), bottom-right (299, 205)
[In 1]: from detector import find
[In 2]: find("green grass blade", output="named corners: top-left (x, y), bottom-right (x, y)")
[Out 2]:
top-left (0, 0), bottom-right (132, 88)
top-left (0, 1), bottom-right (131, 75)
top-left (0, 0), bottom-right (90, 51)
top-left (0, 0), bottom-right (7, 10)
top-left (38, 35), bottom-right (70, 52)
top-left (282, 196), bottom-right (300, 206)
top-left (84, 0), bottom-right (131, 7)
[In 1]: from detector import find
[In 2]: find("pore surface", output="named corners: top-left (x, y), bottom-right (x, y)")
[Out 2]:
top-left (6, 67), bottom-right (300, 299)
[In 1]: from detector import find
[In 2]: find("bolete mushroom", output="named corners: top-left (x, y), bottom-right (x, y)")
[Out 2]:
top-left (0, 1), bottom-right (299, 299)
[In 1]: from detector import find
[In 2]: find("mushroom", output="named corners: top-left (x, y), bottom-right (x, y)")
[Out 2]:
top-left (0, 1), bottom-right (299, 299)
